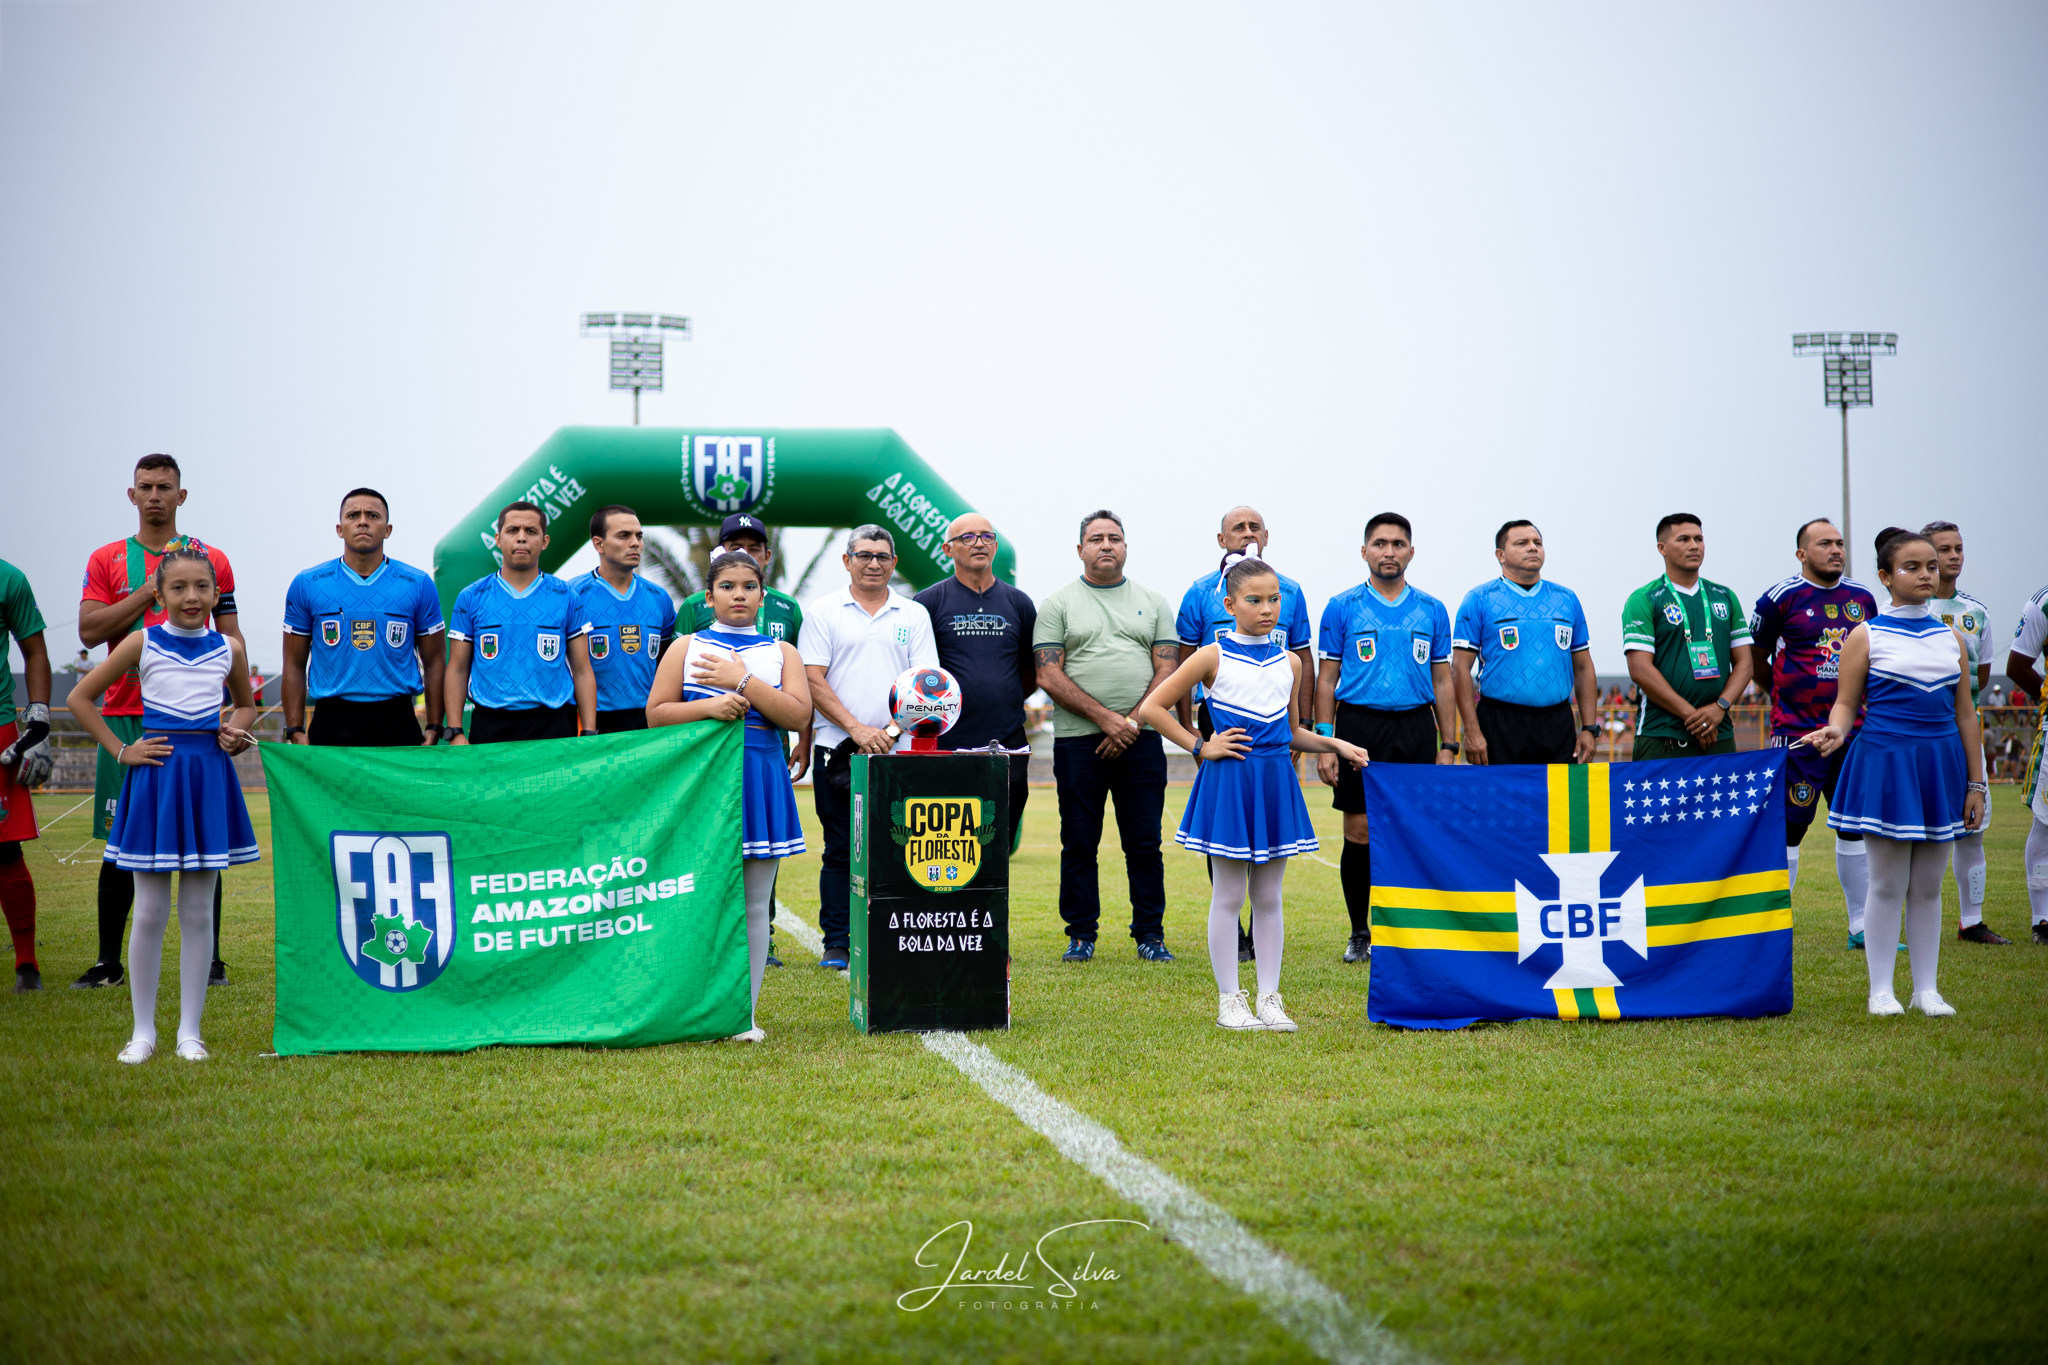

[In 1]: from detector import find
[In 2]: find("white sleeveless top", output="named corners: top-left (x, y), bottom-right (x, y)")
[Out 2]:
top-left (140, 623), bottom-right (232, 730)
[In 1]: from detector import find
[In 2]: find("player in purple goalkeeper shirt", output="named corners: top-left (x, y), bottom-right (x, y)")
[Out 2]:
top-left (1750, 518), bottom-right (1882, 948)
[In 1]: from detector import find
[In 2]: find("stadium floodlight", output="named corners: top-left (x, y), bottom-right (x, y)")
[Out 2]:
top-left (1791, 330), bottom-right (1897, 576)
top-left (582, 310), bottom-right (692, 425)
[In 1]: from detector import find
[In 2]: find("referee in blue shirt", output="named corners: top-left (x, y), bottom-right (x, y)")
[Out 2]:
top-left (1451, 519), bottom-right (1600, 767)
top-left (1315, 513), bottom-right (1457, 962)
top-left (572, 504), bottom-right (676, 733)
top-left (280, 488), bottom-right (446, 747)
top-left (444, 502), bottom-right (598, 745)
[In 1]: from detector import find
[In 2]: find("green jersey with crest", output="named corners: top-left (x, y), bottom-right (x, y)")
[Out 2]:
top-left (1620, 575), bottom-right (1752, 742)
top-left (676, 586), bottom-right (804, 645)
top-left (1927, 589), bottom-right (1990, 704)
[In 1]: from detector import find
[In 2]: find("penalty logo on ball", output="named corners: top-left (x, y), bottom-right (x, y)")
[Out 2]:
top-left (889, 666), bottom-right (963, 738)
top-left (332, 832), bottom-right (456, 992)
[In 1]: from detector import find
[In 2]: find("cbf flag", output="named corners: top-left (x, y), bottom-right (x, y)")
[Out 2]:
top-left (261, 722), bottom-right (745, 1054)
top-left (1364, 752), bottom-right (1791, 1029)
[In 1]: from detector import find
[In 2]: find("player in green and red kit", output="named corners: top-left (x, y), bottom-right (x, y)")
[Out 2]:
top-left (0, 558), bottom-right (53, 990)
top-left (1621, 514), bottom-right (1752, 759)
top-left (73, 454), bottom-right (242, 988)
top-left (675, 513), bottom-right (810, 965)
top-left (1921, 520), bottom-right (2009, 944)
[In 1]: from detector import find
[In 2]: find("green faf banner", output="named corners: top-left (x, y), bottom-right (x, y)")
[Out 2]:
top-left (261, 723), bottom-right (746, 1055)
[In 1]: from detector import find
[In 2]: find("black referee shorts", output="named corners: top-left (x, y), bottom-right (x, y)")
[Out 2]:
top-left (1475, 697), bottom-right (1576, 766)
top-left (470, 704), bottom-right (578, 745)
top-left (308, 696), bottom-right (424, 748)
top-left (1331, 702), bottom-right (1438, 813)
top-left (596, 708), bottom-right (649, 734)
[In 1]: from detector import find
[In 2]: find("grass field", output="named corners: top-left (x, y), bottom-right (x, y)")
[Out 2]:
top-left (2, 783), bottom-right (2045, 1364)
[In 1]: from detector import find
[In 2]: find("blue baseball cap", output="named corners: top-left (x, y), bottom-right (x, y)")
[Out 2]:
top-left (718, 513), bottom-right (767, 544)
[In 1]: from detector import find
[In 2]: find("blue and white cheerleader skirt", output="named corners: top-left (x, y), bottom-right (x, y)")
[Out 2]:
top-left (104, 730), bottom-right (260, 871)
top-left (1176, 751), bottom-right (1319, 863)
top-left (1828, 732), bottom-right (1967, 841)
top-left (741, 726), bottom-right (806, 860)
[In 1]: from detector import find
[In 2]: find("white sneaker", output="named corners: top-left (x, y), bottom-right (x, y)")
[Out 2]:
top-left (175, 1038), bottom-right (210, 1061)
top-left (1867, 990), bottom-right (1905, 1016)
top-left (1254, 992), bottom-right (1298, 1032)
top-left (1909, 991), bottom-right (1956, 1017)
top-left (1217, 990), bottom-right (1265, 1030)
top-left (117, 1038), bottom-right (155, 1065)
top-left (728, 1026), bottom-right (767, 1043)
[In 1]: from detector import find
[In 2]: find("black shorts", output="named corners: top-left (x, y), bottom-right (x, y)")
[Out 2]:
top-left (1476, 697), bottom-right (1576, 766)
top-left (470, 704), bottom-right (577, 745)
top-left (1332, 703), bottom-right (1438, 813)
top-left (596, 708), bottom-right (648, 734)
top-left (1774, 733), bottom-right (1852, 829)
top-left (308, 696), bottom-right (423, 748)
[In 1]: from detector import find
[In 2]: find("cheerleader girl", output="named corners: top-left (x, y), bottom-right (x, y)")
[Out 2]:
top-left (647, 551), bottom-right (810, 1042)
top-left (66, 546), bottom-right (258, 1063)
top-left (1804, 528), bottom-right (1986, 1017)
top-left (1137, 550), bottom-right (1370, 1031)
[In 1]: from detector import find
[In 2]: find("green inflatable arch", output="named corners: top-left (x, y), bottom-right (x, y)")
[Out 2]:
top-left (431, 427), bottom-right (1014, 621)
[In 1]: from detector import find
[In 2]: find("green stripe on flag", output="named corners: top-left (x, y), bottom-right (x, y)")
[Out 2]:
top-left (1567, 765), bottom-right (1589, 853)
top-left (1573, 987), bottom-right (1598, 1017)
top-left (1373, 906), bottom-right (1519, 934)
top-left (1647, 889), bottom-right (1788, 927)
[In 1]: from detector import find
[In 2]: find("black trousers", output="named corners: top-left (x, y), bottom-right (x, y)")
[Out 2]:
top-left (813, 746), bottom-right (856, 950)
top-left (470, 704), bottom-right (577, 745)
top-left (596, 709), bottom-right (648, 734)
top-left (308, 696), bottom-right (423, 747)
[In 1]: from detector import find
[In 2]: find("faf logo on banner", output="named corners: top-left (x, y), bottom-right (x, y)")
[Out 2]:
top-left (332, 831), bottom-right (457, 992)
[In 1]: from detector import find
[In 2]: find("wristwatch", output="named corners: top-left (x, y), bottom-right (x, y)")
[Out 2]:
top-left (883, 722), bottom-right (902, 742)
top-left (442, 726), bottom-right (463, 742)
top-left (1714, 697), bottom-right (1732, 711)
top-left (282, 725), bottom-right (306, 740)
top-left (1581, 723), bottom-right (1602, 735)
top-left (1314, 722), bottom-right (1335, 737)
top-left (1441, 742), bottom-right (1460, 755)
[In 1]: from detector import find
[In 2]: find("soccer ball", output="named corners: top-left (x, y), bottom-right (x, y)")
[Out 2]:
top-left (889, 666), bottom-right (963, 738)
top-left (383, 928), bottom-right (410, 957)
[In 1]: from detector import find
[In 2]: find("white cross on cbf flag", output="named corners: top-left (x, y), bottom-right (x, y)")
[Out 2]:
top-left (1515, 852), bottom-right (1647, 990)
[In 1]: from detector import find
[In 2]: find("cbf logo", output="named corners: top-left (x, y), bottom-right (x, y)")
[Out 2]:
top-left (688, 435), bottom-right (773, 514)
top-left (1663, 604), bottom-right (1685, 625)
top-left (891, 799), bottom-right (996, 893)
top-left (1515, 851), bottom-right (1648, 991)
top-left (332, 832), bottom-right (455, 991)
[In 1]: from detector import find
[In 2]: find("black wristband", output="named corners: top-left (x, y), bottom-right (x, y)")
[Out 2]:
top-left (441, 726), bottom-right (463, 741)
top-left (1581, 724), bottom-right (1601, 735)
top-left (1440, 742), bottom-right (1460, 754)
top-left (282, 725), bottom-right (306, 739)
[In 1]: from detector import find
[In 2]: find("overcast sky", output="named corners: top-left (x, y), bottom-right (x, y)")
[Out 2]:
top-left (4, 0), bottom-right (2044, 681)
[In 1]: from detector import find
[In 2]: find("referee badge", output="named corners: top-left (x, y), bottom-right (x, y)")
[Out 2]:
top-left (1356, 637), bottom-right (1376, 663)
top-left (589, 633), bottom-right (610, 660)
top-left (1412, 636), bottom-right (1430, 665)
top-left (1553, 624), bottom-right (1573, 650)
top-left (620, 624), bottom-right (642, 654)
top-left (350, 619), bottom-right (375, 651)
top-left (536, 633), bottom-right (561, 663)
top-left (1498, 625), bottom-right (1520, 651)
top-left (479, 633), bottom-right (499, 661)
top-left (319, 620), bottom-right (341, 648)
top-left (385, 619), bottom-right (409, 649)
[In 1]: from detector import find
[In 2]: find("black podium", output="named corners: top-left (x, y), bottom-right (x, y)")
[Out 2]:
top-left (848, 751), bottom-right (1011, 1033)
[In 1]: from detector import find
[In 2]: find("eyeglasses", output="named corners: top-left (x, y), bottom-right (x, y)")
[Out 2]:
top-left (848, 551), bottom-right (897, 565)
top-left (949, 532), bottom-right (997, 545)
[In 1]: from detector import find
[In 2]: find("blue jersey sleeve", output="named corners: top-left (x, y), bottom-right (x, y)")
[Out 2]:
top-left (1569, 591), bottom-right (1590, 650)
top-left (1452, 589), bottom-right (1485, 652)
top-left (282, 573), bottom-right (313, 635)
top-left (415, 574), bottom-right (445, 635)
top-left (448, 587), bottom-right (475, 642)
top-left (1430, 600), bottom-right (1453, 663)
top-left (560, 585), bottom-right (589, 637)
top-left (1175, 583), bottom-right (1207, 647)
top-left (1285, 588), bottom-right (1312, 653)
top-left (1317, 596), bottom-right (1345, 660)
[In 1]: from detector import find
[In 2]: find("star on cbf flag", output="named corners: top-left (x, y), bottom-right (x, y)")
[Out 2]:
top-left (1361, 752), bottom-right (1792, 1029)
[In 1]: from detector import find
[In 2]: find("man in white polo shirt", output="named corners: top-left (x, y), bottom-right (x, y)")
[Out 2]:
top-left (799, 524), bottom-right (939, 969)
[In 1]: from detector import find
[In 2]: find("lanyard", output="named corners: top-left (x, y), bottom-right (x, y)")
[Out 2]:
top-left (1659, 576), bottom-right (1707, 647)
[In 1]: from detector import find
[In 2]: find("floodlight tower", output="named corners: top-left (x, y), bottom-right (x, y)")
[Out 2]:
top-left (1791, 331), bottom-right (1896, 577)
top-left (580, 312), bottom-right (693, 425)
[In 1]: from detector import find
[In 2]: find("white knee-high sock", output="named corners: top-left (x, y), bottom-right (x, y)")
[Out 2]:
top-left (1786, 844), bottom-right (1801, 893)
top-left (1863, 837), bottom-right (1911, 999)
top-left (742, 859), bottom-right (776, 1017)
top-left (127, 871), bottom-right (174, 1046)
top-left (1950, 832), bottom-right (1988, 928)
top-left (1837, 836), bottom-right (1869, 936)
top-left (1247, 858), bottom-right (1288, 997)
top-left (1903, 842), bottom-right (1947, 998)
top-left (1208, 858), bottom-right (1248, 995)
top-left (175, 871), bottom-right (215, 1046)
top-left (2028, 818), bottom-right (2048, 926)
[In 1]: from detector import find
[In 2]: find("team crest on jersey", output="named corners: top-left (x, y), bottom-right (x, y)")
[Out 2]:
top-left (1663, 604), bottom-right (1684, 625)
top-left (588, 633), bottom-right (610, 660)
top-left (891, 798), bottom-right (995, 894)
top-left (620, 624), bottom-right (642, 655)
top-left (1817, 627), bottom-right (1847, 679)
top-left (1824, 603), bottom-right (1839, 619)
top-left (687, 435), bottom-right (773, 514)
top-left (320, 619), bottom-right (341, 648)
top-left (351, 619), bottom-right (375, 650)
top-left (537, 633), bottom-right (561, 663)
top-left (1845, 602), bottom-right (1864, 621)
top-left (894, 624), bottom-right (911, 646)
top-left (1357, 637), bottom-right (1377, 663)
top-left (1711, 601), bottom-right (1729, 620)
top-left (331, 832), bottom-right (455, 992)
top-left (767, 622), bottom-right (786, 640)
top-left (479, 633), bottom-right (499, 661)
top-left (1961, 613), bottom-right (1977, 632)
top-left (385, 619), bottom-right (408, 649)
top-left (1789, 782), bottom-right (1816, 807)
top-left (1554, 624), bottom-right (1573, 650)
top-left (1499, 626), bottom-right (1520, 651)
top-left (1412, 636), bottom-right (1430, 665)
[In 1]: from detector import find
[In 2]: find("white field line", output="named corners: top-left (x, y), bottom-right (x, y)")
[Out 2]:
top-left (773, 900), bottom-right (824, 955)
top-left (921, 1031), bottom-right (1426, 1365)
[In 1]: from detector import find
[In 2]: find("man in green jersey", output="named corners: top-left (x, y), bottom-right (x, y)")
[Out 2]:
top-left (1921, 520), bottom-right (2009, 943)
top-left (1620, 513), bottom-right (1753, 759)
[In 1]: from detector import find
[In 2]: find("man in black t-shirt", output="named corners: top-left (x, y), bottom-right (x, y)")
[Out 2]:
top-left (914, 514), bottom-right (1038, 852)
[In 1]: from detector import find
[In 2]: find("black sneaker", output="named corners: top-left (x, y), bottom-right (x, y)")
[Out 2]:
top-left (14, 964), bottom-right (41, 992)
top-left (1958, 923), bottom-right (2011, 945)
top-left (208, 961), bottom-right (228, 988)
top-left (70, 961), bottom-right (122, 989)
top-left (1343, 933), bottom-right (1372, 964)
top-left (2034, 922), bottom-right (2048, 946)
top-left (765, 949), bottom-right (784, 968)
top-left (1061, 937), bottom-right (1095, 963)
top-left (1136, 938), bottom-right (1175, 962)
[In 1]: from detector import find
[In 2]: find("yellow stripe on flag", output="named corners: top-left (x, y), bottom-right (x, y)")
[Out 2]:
top-left (1547, 765), bottom-right (1571, 853)
top-left (1647, 907), bottom-right (1794, 945)
top-left (1553, 988), bottom-right (1579, 1020)
top-left (1592, 986), bottom-right (1620, 1020)
top-left (1586, 764), bottom-right (1610, 852)
top-left (1371, 925), bottom-right (1519, 952)
top-left (1644, 869), bottom-right (1790, 905)
top-left (1370, 887), bottom-right (1516, 913)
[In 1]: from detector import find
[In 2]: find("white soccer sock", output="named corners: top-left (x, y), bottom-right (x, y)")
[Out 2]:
top-left (1951, 832), bottom-right (1988, 928)
top-left (2028, 818), bottom-right (2048, 926)
top-left (743, 859), bottom-right (777, 1017)
top-left (127, 871), bottom-right (174, 1048)
top-left (1207, 858), bottom-right (1248, 995)
top-left (1786, 845), bottom-right (1801, 893)
top-left (1837, 836), bottom-right (1869, 937)
top-left (1247, 858), bottom-right (1288, 998)
top-left (1902, 842), bottom-right (1947, 998)
top-left (1863, 838), bottom-right (1910, 999)
top-left (174, 871), bottom-right (215, 1046)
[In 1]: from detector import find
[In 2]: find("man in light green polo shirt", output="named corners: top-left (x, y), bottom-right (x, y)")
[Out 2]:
top-left (1621, 512), bottom-right (1752, 759)
top-left (1032, 510), bottom-right (1178, 964)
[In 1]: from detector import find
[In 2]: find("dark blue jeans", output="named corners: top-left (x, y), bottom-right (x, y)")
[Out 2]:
top-left (1053, 731), bottom-right (1167, 944)
top-left (813, 746), bottom-right (854, 951)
